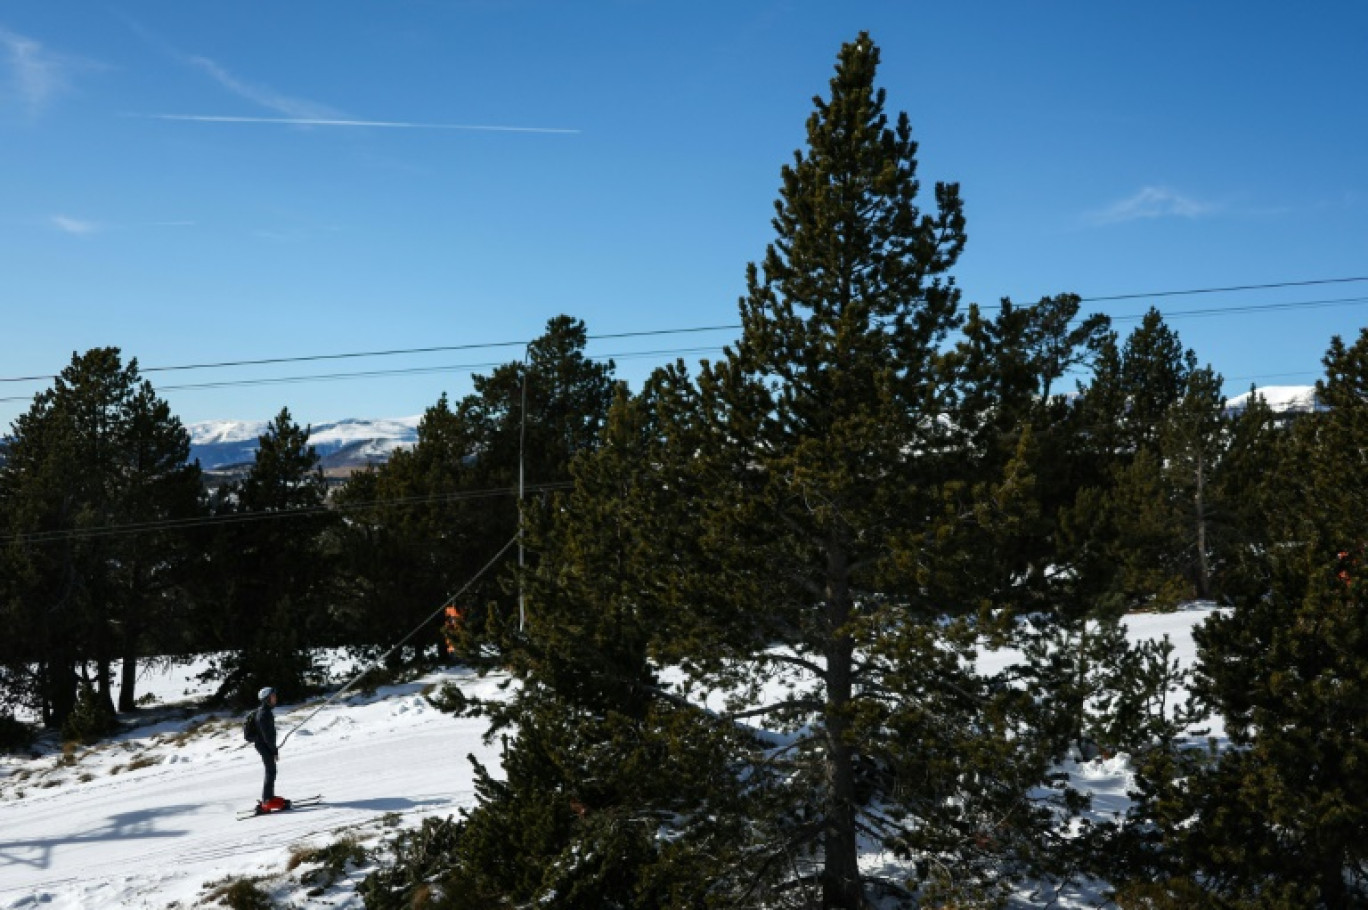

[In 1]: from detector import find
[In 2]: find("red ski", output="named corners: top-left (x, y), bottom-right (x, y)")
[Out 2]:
top-left (237, 794), bottom-right (322, 820)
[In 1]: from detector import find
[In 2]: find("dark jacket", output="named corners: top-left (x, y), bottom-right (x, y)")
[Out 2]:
top-left (256, 699), bottom-right (278, 754)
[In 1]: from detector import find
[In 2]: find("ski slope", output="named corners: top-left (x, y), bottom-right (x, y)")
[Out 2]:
top-left (0, 608), bottom-right (1219, 908)
top-left (0, 670), bottom-right (507, 908)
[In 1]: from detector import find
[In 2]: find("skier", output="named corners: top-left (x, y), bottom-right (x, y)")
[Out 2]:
top-left (253, 686), bottom-right (283, 811)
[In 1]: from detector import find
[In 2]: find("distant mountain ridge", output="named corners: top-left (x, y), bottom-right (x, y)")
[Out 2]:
top-left (187, 416), bottom-right (421, 472)
top-left (183, 385), bottom-right (1322, 474)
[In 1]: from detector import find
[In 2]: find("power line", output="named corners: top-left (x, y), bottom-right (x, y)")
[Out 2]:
top-left (1, 277), bottom-right (1364, 406)
top-left (0, 345), bottom-right (727, 405)
top-left (149, 345), bottom-right (723, 393)
top-left (152, 324), bottom-right (736, 374)
top-left (1106, 294), bottom-right (1368, 323)
top-left (2, 277), bottom-right (1365, 388)
top-left (1226, 369), bottom-right (1320, 383)
top-left (1078, 275), bottom-right (1368, 303)
top-left (0, 325), bottom-right (741, 385)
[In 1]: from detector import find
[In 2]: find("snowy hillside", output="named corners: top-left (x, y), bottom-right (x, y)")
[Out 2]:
top-left (0, 608), bottom-right (1221, 909)
top-left (1225, 383), bottom-right (1320, 414)
top-left (187, 416), bottom-right (421, 470)
top-left (0, 665), bottom-right (506, 909)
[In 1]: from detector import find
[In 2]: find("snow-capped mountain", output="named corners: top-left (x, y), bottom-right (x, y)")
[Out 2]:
top-left (187, 416), bottom-right (421, 471)
top-left (1224, 384), bottom-right (1322, 414)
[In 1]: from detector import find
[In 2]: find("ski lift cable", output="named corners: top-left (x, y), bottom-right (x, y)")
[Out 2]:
top-left (277, 531), bottom-right (520, 751)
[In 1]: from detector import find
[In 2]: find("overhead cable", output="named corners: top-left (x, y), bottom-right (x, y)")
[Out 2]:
top-left (2, 277), bottom-right (1365, 387)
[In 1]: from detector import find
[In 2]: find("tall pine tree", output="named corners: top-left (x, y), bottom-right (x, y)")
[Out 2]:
top-left (674, 34), bottom-right (1059, 908)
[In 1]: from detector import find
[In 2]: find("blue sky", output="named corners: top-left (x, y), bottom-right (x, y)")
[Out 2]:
top-left (1, 2), bottom-right (1365, 428)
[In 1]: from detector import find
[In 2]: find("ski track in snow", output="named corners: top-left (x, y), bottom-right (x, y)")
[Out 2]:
top-left (0, 609), bottom-right (1219, 908)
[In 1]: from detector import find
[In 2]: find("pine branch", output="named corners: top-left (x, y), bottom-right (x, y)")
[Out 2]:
top-left (761, 650), bottom-right (828, 680)
top-left (733, 819), bottom-right (826, 906)
top-left (721, 698), bottom-right (825, 723)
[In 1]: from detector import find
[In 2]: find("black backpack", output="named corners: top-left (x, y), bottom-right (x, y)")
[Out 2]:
top-left (242, 709), bottom-right (260, 743)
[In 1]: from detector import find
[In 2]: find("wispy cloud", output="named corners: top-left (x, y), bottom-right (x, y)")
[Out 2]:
top-left (1087, 186), bottom-right (1221, 225)
top-left (48, 215), bottom-right (195, 235)
top-left (0, 26), bottom-right (89, 113)
top-left (185, 55), bottom-right (341, 120)
top-left (145, 113), bottom-right (580, 134)
top-left (148, 55), bottom-right (578, 134)
top-left (50, 215), bottom-right (100, 235)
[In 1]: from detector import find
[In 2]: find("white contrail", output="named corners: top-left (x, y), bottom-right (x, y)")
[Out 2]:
top-left (143, 113), bottom-right (580, 134)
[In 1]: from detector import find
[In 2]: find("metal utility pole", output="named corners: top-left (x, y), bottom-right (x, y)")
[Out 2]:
top-left (518, 344), bottom-right (528, 631)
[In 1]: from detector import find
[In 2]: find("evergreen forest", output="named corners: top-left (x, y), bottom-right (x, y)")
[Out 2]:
top-left (4, 34), bottom-right (1368, 909)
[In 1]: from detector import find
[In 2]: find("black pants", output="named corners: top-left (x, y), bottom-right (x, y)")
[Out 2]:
top-left (256, 745), bottom-right (277, 803)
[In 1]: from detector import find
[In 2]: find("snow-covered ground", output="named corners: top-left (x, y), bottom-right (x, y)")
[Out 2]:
top-left (0, 607), bottom-right (1219, 909)
top-left (0, 667), bottom-right (505, 909)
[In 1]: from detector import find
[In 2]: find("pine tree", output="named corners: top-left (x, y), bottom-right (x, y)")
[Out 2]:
top-left (1115, 331), bottom-right (1368, 907)
top-left (670, 34), bottom-right (1056, 907)
top-left (335, 393), bottom-right (482, 661)
top-left (954, 294), bottom-right (1111, 612)
top-left (334, 316), bottom-right (617, 660)
top-left (1157, 365), bottom-right (1226, 601)
top-left (956, 293), bottom-right (1110, 444)
top-left (205, 407), bottom-right (334, 705)
top-left (375, 372), bottom-right (750, 910)
top-left (1123, 559), bottom-right (1368, 908)
top-left (462, 314), bottom-right (616, 499)
top-left (1104, 447), bottom-right (1192, 608)
top-left (1066, 319), bottom-right (1255, 611)
top-left (1071, 308), bottom-right (1194, 473)
top-left (109, 380), bottom-right (204, 710)
top-left (1208, 388), bottom-right (1282, 603)
top-left (378, 39), bottom-right (1069, 907)
top-left (1118, 308), bottom-right (1197, 454)
top-left (0, 349), bottom-right (202, 726)
top-left (699, 34), bottom-right (960, 906)
top-left (0, 384), bottom-right (87, 727)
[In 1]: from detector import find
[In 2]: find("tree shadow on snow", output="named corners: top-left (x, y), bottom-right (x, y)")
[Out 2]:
top-left (0, 803), bottom-right (197, 871)
top-left (325, 796), bottom-right (452, 813)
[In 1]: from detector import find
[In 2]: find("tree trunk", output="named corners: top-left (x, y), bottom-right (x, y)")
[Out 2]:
top-left (97, 652), bottom-right (117, 717)
top-left (822, 540), bottom-right (863, 910)
top-left (1194, 450), bottom-right (1212, 600)
top-left (119, 556), bottom-right (145, 712)
top-left (118, 626), bottom-right (139, 713)
top-left (45, 657), bottom-right (77, 730)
